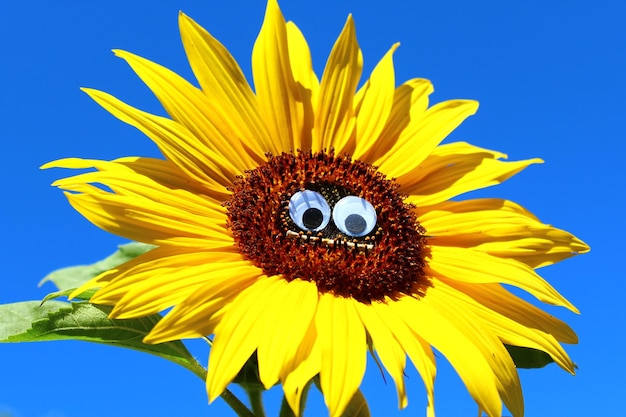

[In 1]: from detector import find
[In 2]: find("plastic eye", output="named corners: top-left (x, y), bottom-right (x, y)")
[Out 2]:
top-left (332, 196), bottom-right (377, 237)
top-left (288, 190), bottom-right (331, 232)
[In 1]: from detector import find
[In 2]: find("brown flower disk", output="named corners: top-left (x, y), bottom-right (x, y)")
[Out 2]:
top-left (226, 150), bottom-right (429, 302)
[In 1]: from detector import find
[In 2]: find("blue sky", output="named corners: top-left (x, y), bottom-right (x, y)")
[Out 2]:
top-left (1, 1), bottom-right (624, 416)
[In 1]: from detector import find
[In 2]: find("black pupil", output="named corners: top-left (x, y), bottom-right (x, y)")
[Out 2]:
top-left (302, 208), bottom-right (323, 229)
top-left (344, 213), bottom-right (366, 235)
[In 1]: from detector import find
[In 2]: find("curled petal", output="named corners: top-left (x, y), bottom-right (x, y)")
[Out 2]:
top-left (45, 157), bottom-right (232, 248)
top-left (253, 0), bottom-right (316, 153)
top-left (427, 245), bottom-right (579, 312)
top-left (144, 266), bottom-right (263, 344)
top-left (207, 277), bottom-right (286, 401)
top-left (352, 44), bottom-right (398, 160)
top-left (179, 13), bottom-right (273, 157)
top-left (359, 78), bottom-right (433, 164)
top-left (376, 101), bottom-right (479, 178)
top-left (403, 142), bottom-right (542, 206)
top-left (257, 279), bottom-right (319, 389)
top-left (313, 15), bottom-right (362, 154)
top-left (81, 88), bottom-right (239, 194)
top-left (419, 198), bottom-right (590, 268)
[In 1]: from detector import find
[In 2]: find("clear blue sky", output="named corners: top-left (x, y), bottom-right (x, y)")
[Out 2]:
top-left (1, 1), bottom-right (623, 416)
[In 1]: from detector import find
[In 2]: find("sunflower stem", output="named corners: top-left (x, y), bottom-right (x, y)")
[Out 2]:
top-left (222, 389), bottom-right (258, 417)
top-left (247, 387), bottom-right (266, 417)
top-left (278, 398), bottom-right (296, 417)
top-left (187, 353), bottom-right (256, 417)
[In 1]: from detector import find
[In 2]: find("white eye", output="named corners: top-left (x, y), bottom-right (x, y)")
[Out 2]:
top-left (288, 190), bottom-right (331, 232)
top-left (332, 196), bottom-right (377, 237)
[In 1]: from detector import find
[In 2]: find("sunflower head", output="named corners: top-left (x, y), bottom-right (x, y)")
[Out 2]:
top-left (45, 1), bottom-right (589, 416)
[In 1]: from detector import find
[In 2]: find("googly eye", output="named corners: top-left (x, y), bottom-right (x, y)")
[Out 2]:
top-left (288, 190), bottom-right (331, 232)
top-left (332, 196), bottom-right (377, 237)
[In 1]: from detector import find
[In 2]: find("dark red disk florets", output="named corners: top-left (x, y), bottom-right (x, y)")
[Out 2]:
top-left (225, 150), bottom-right (429, 303)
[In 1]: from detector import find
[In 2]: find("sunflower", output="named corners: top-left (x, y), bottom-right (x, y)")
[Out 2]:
top-left (44, 1), bottom-right (589, 416)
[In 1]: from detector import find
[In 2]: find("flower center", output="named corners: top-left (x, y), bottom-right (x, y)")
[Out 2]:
top-left (225, 150), bottom-right (429, 302)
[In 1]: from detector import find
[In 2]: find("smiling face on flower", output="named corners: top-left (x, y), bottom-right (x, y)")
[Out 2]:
top-left (45, 1), bottom-right (589, 416)
top-left (227, 150), bottom-right (428, 302)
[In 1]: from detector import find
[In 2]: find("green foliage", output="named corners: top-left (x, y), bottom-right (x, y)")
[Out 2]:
top-left (505, 344), bottom-right (554, 369)
top-left (41, 287), bottom-right (97, 303)
top-left (1, 242), bottom-right (205, 378)
top-left (233, 351), bottom-right (265, 389)
top-left (0, 300), bottom-right (203, 374)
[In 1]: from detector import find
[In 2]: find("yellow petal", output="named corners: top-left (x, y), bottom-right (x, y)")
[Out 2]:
top-left (367, 301), bottom-right (437, 413)
top-left (358, 78), bottom-right (433, 164)
top-left (316, 294), bottom-right (367, 417)
top-left (281, 320), bottom-right (321, 415)
top-left (144, 266), bottom-right (263, 344)
top-left (453, 281), bottom-right (577, 344)
top-left (79, 246), bottom-right (214, 302)
top-left (459, 288), bottom-right (576, 373)
top-left (419, 198), bottom-right (589, 268)
top-left (49, 158), bottom-right (227, 216)
top-left (68, 245), bottom-right (174, 300)
top-left (427, 245), bottom-right (578, 312)
top-left (47, 158), bottom-right (232, 248)
top-left (419, 282), bottom-right (524, 417)
top-left (62, 191), bottom-right (232, 249)
top-left (352, 43), bottom-right (399, 160)
top-left (286, 22), bottom-right (319, 97)
top-left (257, 279), bottom-right (318, 389)
top-left (403, 142), bottom-right (542, 206)
top-left (286, 21), bottom-right (320, 133)
top-left (392, 293), bottom-right (512, 417)
top-left (253, 0), bottom-right (314, 153)
top-left (113, 50), bottom-right (261, 172)
top-left (355, 301), bottom-right (409, 409)
top-left (206, 276), bottom-right (286, 402)
top-left (178, 13), bottom-right (274, 155)
top-left (96, 251), bottom-right (247, 319)
top-left (375, 100), bottom-right (479, 177)
top-left (313, 15), bottom-right (362, 154)
top-left (419, 197), bottom-right (538, 228)
top-left (43, 156), bottom-right (208, 196)
top-left (82, 88), bottom-right (238, 194)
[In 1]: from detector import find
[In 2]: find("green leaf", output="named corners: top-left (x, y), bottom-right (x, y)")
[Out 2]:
top-left (39, 242), bottom-right (156, 291)
top-left (0, 300), bottom-right (203, 374)
top-left (505, 344), bottom-right (554, 369)
top-left (41, 288), bottom-right (97, 303)
top-left (233, 352), bottom-right (264, 389)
